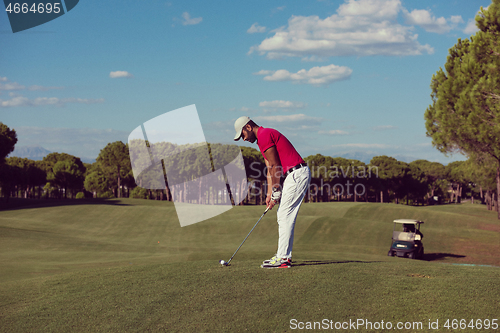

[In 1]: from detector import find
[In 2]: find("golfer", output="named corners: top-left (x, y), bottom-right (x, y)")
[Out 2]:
top-left (234, 116), bottom-right (311, 268)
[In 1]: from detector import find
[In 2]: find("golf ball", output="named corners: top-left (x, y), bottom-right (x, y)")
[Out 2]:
top-left (219, 260), bottom-right (226, 265)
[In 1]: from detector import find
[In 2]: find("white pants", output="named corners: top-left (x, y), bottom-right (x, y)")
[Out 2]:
top-left (276, 166), bottom-right (311, 259)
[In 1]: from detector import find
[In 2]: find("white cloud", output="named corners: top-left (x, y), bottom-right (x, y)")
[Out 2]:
top-left (0, 96), bottom-right (29, 107)
top-left (0, 78), bottom-right (102, 109)
top-left (253, 70), bottom-right (273, 76)
top-left (250, 0), bottom-right (434, 59)
top-left (181, 12), bottom-right (202, 26)
top-left (464, 18), bottom-right (479, 34)
top-left (0, 81), bottom-right (25, 91)
top-left (204, 115), bottom-right (322, 144)
top-left (332, 143), bottom-right (390, 149)
top-left (372, 125), bottom-right (397, 131)
top-left (301, 55), bottom-right (326, 62)
top-left (403, 9), bottom-right (463, 34)
top-left (254, 113), bottom-right (323, 126)
top-left (247, 23), bottom-right (266, 34)
top-left (463, 7), bottom-right (487, 35)
top-left (109, 71), bottom-right (134, 79)
top-left (0, 77), bottom-right (64, 91)
top-left (229, 106), bottom-right (259, 114)
top-left (255, 64), bottom-right (352, 86)
top-left (259, 100), bottom-right (306, 109)
top-left (28, 85), bottom-right (63, 91)
top-left (414, 142), bottom-right (432, 147)
top-left (0, 95), bottom-right (104, 108)
top-left (337, 0), bottom-right (400, 18)
top-left (319, 129), bottom-right (349, 135)
top-left (450, 16), bottom-right (463, 25)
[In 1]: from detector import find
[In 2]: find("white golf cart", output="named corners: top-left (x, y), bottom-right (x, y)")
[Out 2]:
top-left (387, 219), bottom-right (424, 259)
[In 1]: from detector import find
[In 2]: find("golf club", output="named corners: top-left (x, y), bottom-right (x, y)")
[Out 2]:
top-left (219, 206), bottom-right (270, 266)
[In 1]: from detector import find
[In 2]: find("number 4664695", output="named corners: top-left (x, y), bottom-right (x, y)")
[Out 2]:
top-left (443, 319), bottom-right (498, 330)
top-left (5, 3), bottom-right (61, 14)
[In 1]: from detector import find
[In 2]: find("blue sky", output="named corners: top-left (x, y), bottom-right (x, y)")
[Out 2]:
top-left (0, 0), bottom-right (490, 164)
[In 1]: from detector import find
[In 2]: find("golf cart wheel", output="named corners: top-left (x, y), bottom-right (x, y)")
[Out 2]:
top-left (387, 250), bottom-right (394, 257)
top-left (408, 252), bottom-right (415, 259)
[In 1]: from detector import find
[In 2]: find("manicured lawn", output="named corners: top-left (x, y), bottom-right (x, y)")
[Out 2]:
top-left (1, 199), bottom-right (498, 332)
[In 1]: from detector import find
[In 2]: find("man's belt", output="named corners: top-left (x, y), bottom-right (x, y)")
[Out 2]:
top-left (285, 162), bottom-right (307, 177)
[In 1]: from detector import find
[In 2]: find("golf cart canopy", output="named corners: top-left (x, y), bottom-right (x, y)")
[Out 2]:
top-left (393, 219), bottom-right (424, 225)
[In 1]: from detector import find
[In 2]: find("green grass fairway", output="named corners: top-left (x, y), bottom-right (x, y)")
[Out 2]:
top-left (1, 199), bottom-right (499, 332)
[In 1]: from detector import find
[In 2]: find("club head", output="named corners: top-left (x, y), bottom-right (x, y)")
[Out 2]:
top-left (219, 259), bottom-right (228, 266)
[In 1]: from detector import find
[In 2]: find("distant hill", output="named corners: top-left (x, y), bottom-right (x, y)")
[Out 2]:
top-left (335, 152), bottom-right (375, 164)
top-left (335, 152), bottom-right (419, 164)
top-left (8, 146), bottom-right (96, 164)
top-left (8, 146), bottom-right (52, 161)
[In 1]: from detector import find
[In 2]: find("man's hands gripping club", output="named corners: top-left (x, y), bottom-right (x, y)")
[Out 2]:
top-left (267, 187), bottom-right (281, 209)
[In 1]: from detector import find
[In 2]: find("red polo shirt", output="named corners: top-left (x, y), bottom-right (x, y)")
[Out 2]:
top-left (257, 127), bottom-right (305, 174)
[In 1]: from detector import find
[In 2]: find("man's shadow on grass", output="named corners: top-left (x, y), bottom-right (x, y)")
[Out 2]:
top-left (0, 198), bottom-right (133, 212)
top-left (294, 254), bottom-right (467, 266)
top-left (422, 253), bottom-right (466, 261)
top-left (293, 260), bottom-right (380, 267)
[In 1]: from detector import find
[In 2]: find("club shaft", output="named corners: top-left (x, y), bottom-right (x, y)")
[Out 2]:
top-left (226, 207), bottom-right (269, 265)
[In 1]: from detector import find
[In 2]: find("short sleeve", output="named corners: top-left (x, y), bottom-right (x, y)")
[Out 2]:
top-left (257, 128), bottom-right (276, 160)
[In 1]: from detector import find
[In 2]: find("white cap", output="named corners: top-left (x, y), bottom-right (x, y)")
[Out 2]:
top-left (233, 116), bottom-right (251, 141)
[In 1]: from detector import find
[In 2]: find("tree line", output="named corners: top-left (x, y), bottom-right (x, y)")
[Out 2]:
top-left (1, 122), bottom-right (498, 211)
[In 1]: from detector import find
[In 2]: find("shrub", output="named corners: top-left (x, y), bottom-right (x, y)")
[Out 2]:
top-left (130, 187), bottom-right (148, 199)
top-left (76, 192), bottom-right (85, 199)
top-left (97, 191), bottom-right (114, 199)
